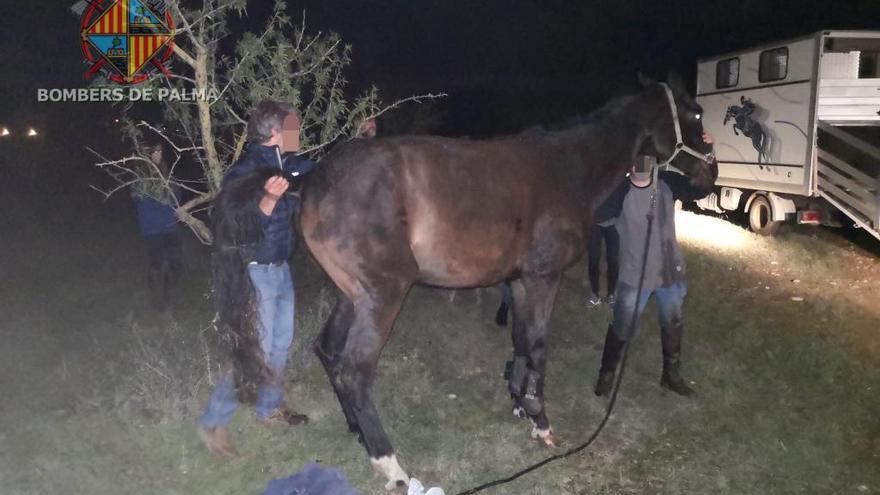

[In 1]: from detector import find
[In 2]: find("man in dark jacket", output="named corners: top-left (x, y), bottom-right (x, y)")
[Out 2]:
top-left (199, 100), bottom-right (315, 458)
top-left (594, 133), bottom-right (717, 398)
top-left (132, 139), bottom-right (183, 311)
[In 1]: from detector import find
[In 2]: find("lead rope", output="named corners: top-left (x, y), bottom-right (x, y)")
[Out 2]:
top-left (456, 167), bottom-right (660, 495)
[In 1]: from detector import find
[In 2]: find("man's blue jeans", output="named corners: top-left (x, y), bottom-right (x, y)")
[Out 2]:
top-left (611, 281), bottom-right (686, 341)
top-left (200, 262), bottom-right (295, 427)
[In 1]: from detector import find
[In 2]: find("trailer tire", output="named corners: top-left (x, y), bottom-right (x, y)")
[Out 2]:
top-left (748, 195), bottom-right (782, 235)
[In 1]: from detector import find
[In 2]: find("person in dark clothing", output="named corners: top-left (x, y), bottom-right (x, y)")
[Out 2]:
top-left (132, 139), bottom-right (183, 311)
top-left (495, 281), bottom-right (514, 326)
top-left (594, 133), bottom-right (717, 398)
top-left (586, 214), bottom-right (620, 307)
top-left (356, 117), bottom-right (378, 138)
top-left (199, 100), bottom-right (316, 459)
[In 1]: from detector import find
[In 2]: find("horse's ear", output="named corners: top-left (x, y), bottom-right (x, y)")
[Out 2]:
top-left (666, 71), bottom-right (687, 93)
top-left (637, 71), bottom-right (655, 87)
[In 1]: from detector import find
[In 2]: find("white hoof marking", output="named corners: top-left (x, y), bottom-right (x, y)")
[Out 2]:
top-left (371, 455), bottom-right (410, 491)
top-left (530, 427), bottom-right (558, 447)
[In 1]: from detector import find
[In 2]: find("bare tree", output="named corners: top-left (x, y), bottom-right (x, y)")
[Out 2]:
top-left (87, 0), bottom-right (442, 243)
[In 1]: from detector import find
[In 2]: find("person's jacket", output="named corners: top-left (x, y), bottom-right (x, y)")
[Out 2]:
top-left (222, 144), bottom-right (315, 264)
top-left (595, 169), bottom-right (715, 224)
top-left (594, 167), bottom-right (716, 288)
top-left (133, 186), bottom-right (181, 236)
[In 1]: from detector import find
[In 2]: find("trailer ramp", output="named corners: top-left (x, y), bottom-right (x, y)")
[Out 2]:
top-left (816, 121), bottom-right (880, 240)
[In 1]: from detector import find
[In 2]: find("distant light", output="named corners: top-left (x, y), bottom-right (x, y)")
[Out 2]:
top-left (27, 128), bottom-right (38, 137)
top-left (114, 118), bottom-right (120, 123)
top-left (1, 127), bottom-right (9, 137)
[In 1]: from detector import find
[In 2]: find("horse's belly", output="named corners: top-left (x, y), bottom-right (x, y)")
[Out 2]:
top-left (409, 221), bottom-right (515, 287)
top-left (398, 147), bottom-right (535, 287)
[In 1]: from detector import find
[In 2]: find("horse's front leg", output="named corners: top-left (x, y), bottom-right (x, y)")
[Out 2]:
top-left (506, 274), bottom-right (562, 447)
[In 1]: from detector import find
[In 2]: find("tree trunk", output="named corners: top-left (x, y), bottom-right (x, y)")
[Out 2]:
top-left (195, 47), bottom-right (223, 192)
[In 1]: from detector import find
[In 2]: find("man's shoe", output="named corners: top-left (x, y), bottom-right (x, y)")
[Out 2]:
top-left (198, 425), bottom-right (238, 459)
top-left (660, 369), bottom-right (696, 396)
top-left (259, 407), bottom-right (309, 426)
top-left (587, 293), bottom-right (602, 307)
top-left (605, 293), bottom-right (616, 307)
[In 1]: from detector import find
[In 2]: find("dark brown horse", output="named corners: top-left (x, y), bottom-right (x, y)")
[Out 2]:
top-left (295, 74), bottom-right (715, 490)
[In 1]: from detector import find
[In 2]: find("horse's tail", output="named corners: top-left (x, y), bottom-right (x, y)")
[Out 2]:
top-left (211, 169), bottom-right (277, 403)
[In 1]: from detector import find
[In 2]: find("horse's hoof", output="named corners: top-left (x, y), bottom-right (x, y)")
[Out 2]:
top-left (531, 427), bottom-right (560, 448)
top-left (385, 478), bottom-right (409, 494)
top-left (512, 405), bottom-right (527, 419)
top-left (371, 455), bottom-right (410, 493)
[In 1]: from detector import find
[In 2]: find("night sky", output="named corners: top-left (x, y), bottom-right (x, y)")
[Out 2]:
top-left (2, 0), bottom-right (880, 145)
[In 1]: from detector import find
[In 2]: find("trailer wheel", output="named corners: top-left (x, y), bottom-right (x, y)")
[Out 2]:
top-left (748, 195), bottom-right (782, 235)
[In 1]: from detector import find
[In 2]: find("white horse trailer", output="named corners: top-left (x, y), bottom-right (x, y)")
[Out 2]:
top-left (695, 30), bottom-right (880, 239)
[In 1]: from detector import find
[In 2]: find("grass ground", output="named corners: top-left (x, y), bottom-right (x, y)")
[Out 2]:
top-left (1, 192), bottom-right (878, 494)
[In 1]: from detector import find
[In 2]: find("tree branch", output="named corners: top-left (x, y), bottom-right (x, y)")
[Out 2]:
top-left (168, 0), bottom-right (202, 52)
top-left (172, 43), bottom-right (197, 69)
top-left (87, 1), bottom-right (438, 246)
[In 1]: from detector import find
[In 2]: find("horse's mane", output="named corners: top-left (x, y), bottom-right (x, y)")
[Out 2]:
top-left (508, 90), bottom-right (646, 210)
top-left (513, 92), bottom-right (641, 151)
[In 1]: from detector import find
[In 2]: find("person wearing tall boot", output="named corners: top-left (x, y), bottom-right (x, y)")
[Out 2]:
top-left (594, 133), bottom-right (717, 398)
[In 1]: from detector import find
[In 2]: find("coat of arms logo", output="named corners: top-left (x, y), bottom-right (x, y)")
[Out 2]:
top-left (80, 0), bottom-right (175, 85)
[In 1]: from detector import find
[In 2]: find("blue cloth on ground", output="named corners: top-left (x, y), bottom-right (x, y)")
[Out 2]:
top-left (261, 462), bottom-right (359, 495)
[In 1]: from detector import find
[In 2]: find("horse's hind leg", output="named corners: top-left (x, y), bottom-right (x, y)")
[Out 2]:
top-left (314, 296), bottom-right (358, 433)
top-left (335, 281), bottom-right (412, 491)
top-left (507, 274), bottom-right (561, 447)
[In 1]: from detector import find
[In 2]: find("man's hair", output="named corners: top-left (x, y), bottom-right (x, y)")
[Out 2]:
top-left (247, 100), bottom-right (298, 144)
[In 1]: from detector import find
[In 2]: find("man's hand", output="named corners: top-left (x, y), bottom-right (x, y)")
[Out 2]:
top-left (259, 176), bottom-right (289, 216)
top-left (702, 132), bottom-right (714, 145)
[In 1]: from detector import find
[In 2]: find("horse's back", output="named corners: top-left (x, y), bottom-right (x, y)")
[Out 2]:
top-left (301, 135), bottom-right (574, 290)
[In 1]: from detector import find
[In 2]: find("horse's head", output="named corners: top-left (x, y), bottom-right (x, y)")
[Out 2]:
top-left (636, 72), bottom-right (717, 192)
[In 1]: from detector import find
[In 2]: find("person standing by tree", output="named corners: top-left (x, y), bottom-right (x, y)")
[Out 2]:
top-left (131, 137), bottom-right (183, 312)
top-left (198, 100), bottom-right (315, 458)
top-left (356, 117), bottom-right (378, 139)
